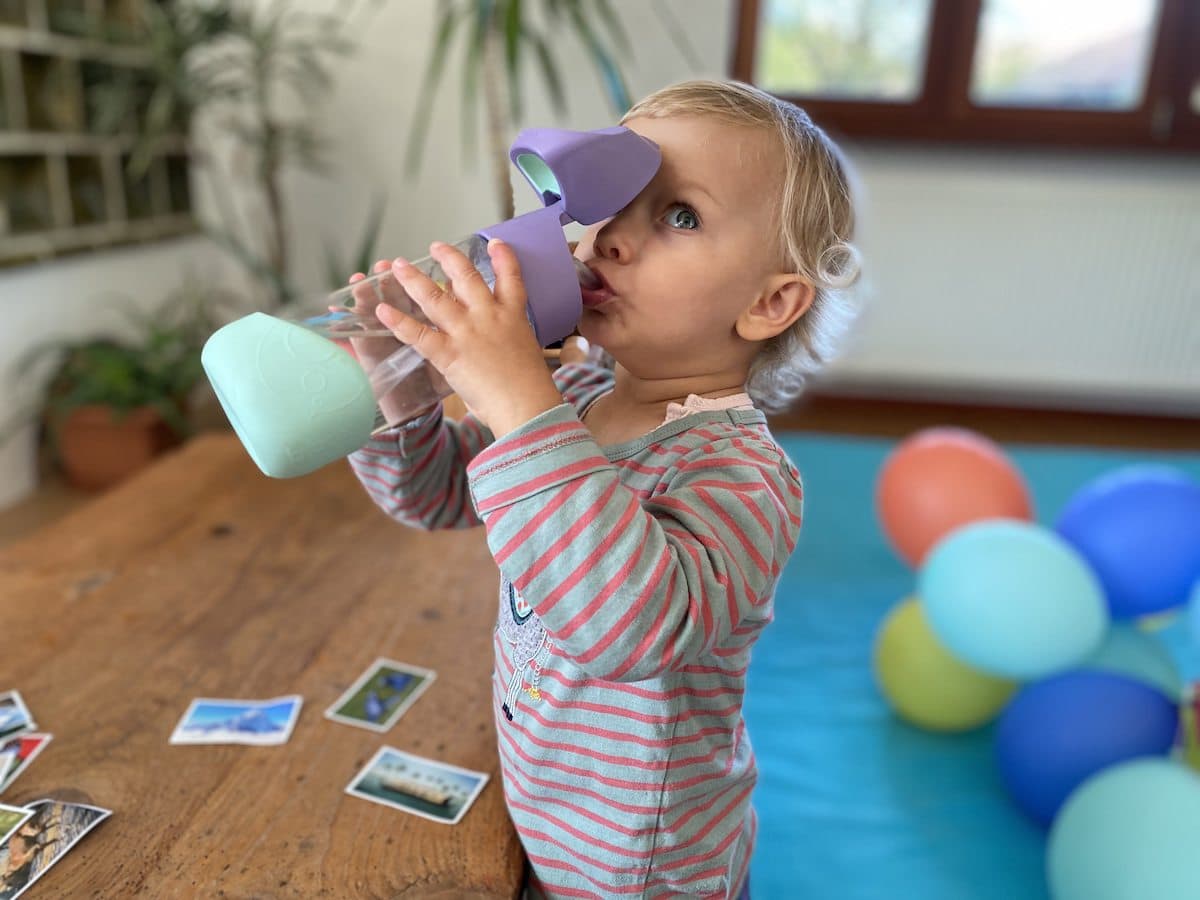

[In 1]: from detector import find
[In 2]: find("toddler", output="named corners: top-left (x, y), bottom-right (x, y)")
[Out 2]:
top-left (348, 79), bottom-right (861, 899)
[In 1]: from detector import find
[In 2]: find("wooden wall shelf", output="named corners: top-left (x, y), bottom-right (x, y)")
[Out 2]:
top-left (0, 0), bottom-right (193, 268)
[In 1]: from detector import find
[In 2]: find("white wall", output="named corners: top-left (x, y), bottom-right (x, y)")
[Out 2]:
top-left (282, 0), bottom-right (1199, 413)
top-left (842, 144), bottom-right (1200, 414)
top-left (2, 0), bottom-right (1197, 509)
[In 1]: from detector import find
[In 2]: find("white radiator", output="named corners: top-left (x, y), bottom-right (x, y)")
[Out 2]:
top-left (824, 147), bottom-right (1200, 415)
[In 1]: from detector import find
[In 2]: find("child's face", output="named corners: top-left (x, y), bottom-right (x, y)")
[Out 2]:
top-left (574, 114), bottom-right (785, 381)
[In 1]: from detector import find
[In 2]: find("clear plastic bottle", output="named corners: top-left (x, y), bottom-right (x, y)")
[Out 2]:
top-left (308, 234), bottom-right (491, 430)
top-left (202, 234), bottom-right (597, 479)
top-left (298, 234), bottom-right (598, 429)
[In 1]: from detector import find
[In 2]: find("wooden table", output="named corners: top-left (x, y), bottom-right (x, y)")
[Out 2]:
top-left (0, 433), bottom-right (523, 898)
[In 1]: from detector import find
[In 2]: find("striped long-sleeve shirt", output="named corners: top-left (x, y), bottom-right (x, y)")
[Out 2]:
top-left (348, 363), bottom-right (804, 899)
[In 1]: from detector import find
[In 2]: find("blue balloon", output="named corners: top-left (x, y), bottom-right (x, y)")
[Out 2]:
top-left (1048, 759), bottom-right (1200, 900)
top-left (919, 520), bottom-right (1108, 679)
top-left (995, 670), bottom-right (1178, 826)
top-left (1056, 465), bottom-right (1200, 619)
top-left (1080, 623), bottom-right (1182, 700)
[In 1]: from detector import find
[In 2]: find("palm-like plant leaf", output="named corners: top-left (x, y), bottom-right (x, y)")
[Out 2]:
top-left (527, 27), bottom-right (567, 115)
top-left (593, 0), bottom-right (632, 59)
top-left (405, 2), bottom-right (466, 174)
top-left (404, 0), bottom-right (700, 201)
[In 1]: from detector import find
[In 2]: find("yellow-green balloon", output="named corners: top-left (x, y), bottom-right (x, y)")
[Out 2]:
top-left (874, 597), bottom-right (1017, 732)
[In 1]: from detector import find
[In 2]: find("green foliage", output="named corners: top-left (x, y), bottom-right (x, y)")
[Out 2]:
top-left (756, 0), bottom-right (923, 100)
top-left (8, 282), bottom-right (239, 442)
top-left (88, 0), bottom-right (382, 309)
top-left (405, 0), bottom-right (697, 176)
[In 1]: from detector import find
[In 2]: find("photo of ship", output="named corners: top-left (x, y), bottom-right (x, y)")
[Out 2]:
top-left (347, 747), bottom-right (489, 825)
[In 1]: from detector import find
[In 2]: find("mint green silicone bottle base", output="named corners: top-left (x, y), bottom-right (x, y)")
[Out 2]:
top-left (202, 313), bottom-right (379, 478)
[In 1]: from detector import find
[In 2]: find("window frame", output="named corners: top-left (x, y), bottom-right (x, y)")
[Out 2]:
top-left (731, 0), bottom-right (1200, 151)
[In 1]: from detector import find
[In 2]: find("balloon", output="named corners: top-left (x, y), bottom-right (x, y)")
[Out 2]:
top-left (1056, 465), bottom-right (1200, 618)
top-left (1079, 623), bottom-right (1182, 700)
top-left (876, 428), bottom-right (1033, 567)
top-left (1047, 759), bottom-right (1200, 900)
top-left (919, 520), bottom-right (1108, 679)
top-left (995, 671), bottom-right (1178, 826)
top-left (873, 597), bottom-right (1016, 732)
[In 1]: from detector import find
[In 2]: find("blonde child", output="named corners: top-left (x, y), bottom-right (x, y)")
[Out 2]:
top-left (348, 79), bottom-right (861, 899)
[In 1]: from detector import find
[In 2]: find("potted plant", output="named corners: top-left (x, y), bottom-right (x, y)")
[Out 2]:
top-left (7, 282), bottom-right (234, 491)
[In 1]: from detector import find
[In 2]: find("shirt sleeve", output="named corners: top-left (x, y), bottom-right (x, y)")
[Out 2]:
top-left (348, 403), bottom-right (495, 530)
top-left (466, 404), bottom-right (804, 682)
top-left (346, 363), bottom-right (612, 532)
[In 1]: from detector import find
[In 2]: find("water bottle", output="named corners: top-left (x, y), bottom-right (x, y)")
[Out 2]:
top-left (202, 125), bottom-right (661, 479)
top-left (292, 241), bottom-right (602, 428)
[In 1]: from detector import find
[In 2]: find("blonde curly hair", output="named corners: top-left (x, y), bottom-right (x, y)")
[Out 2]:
top-left (622, 79), bottom-right (863, 413)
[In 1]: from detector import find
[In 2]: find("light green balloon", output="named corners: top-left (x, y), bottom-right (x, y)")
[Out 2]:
top-left (1080, 623), bottom-right (1183, 700)
top-left (1048, 759), bottom-right (1200, 900)
top-left (873, 597), bottom-right (1016, 733)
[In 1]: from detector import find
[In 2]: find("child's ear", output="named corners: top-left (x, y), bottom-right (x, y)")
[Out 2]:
top-left (735, 274), bottom-right (815, 342)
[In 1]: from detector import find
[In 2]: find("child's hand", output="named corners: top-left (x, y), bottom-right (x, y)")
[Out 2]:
top-left (377, 239), bottom-right (563, 438)
top-left (343, 259), bottom-right (405, 371)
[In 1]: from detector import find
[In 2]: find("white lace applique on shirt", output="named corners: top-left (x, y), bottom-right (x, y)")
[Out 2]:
top-left (662, 392), bottom-right (755, 424)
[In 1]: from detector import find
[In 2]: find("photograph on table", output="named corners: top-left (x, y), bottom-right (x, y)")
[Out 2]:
top-left (0, 799), bottom-right (111, 900)
top-left (345, 746), bottom-right (489, 825)
top-left (169, 696), bottom-right (303, 746)
top-left (0, 695), bottom-right (34, 743)
top-left (0, 735), bottom-right (51, 794)
top-left (325, 659), bottom-right (436, 733)
top-left (0, 808), bottom-right (32, 850)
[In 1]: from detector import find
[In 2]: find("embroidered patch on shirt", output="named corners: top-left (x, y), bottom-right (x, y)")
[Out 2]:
top-left (508, 580), bottom-right (533, 624)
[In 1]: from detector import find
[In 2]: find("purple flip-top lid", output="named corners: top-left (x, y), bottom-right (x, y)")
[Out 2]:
top-left (477, 126), bottom-right (660, 346)
top-left (509, 126), bottom-right (661, 225)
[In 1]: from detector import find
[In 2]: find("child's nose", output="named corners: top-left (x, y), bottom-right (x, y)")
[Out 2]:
top-left (594, 215), bottom-right (636, 263)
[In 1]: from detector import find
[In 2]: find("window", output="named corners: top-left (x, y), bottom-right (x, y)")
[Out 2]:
top-left (732, 0), bottom-right (1200, 149)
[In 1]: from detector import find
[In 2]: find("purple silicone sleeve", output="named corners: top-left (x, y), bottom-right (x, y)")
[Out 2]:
top-left (476, 125), bottom-right (661, 347)
top-left (477, 206), bottom-right (580, 347)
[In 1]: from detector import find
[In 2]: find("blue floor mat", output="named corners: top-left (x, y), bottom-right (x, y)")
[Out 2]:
top-left (745, 433), bottom-right (1200, 900)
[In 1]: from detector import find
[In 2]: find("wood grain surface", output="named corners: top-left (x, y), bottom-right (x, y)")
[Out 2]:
top-left (0, 433), bottom-right (523, 899)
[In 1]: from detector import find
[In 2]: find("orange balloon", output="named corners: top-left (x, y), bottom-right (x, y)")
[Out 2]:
top-left (877, 427), bottom-right (1033, 567)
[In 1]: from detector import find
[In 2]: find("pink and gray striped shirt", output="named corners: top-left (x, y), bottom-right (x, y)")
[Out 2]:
top-left (348, 363), bottom-right (804, 899)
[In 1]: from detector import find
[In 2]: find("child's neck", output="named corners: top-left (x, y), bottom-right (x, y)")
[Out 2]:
top-left (610, 364), bottom-right (749, 409)
top-left (583, 364), bottom-right (750, 446)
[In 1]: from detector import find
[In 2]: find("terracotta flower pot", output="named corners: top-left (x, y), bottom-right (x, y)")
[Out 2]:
top-left (54, 405), bottom-right (183, 492)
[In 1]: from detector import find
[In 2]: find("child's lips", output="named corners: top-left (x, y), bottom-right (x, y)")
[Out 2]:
top-left (580, 266), bottom-right (615, 308)
top-left (580, 285), bottom-right (613, 308)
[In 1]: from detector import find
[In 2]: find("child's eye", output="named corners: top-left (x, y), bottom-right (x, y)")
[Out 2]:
top-left (662, 203), bottom-right (700, 231)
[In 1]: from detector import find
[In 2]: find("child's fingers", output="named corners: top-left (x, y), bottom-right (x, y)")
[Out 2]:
top-left (487, 239), bottom-right (526, 309)
top-left (429, 241), bottom-right (492, 309)
top-left (350, 272), bottom-right (386, 312)
top-left (376, 303), bottom-right (447, 366)
top-left (390, 257), bottom-right (463, 331)
top-left (377, 270), bottom-right (415, 313)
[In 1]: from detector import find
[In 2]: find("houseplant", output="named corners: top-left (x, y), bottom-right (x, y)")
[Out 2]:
top-left (7, 282), bottom-right (234, 491)
top-left (91, 0), bottom-right (383, 309)
top-left (408, 0), bottom-right (698, 219)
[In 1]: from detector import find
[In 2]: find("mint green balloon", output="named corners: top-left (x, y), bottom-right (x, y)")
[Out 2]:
top-left (1080, 623), bottom-right (1183, 700)
top-left (1047, 759), bottom-right (1200, 900)
top-left (919, 520), bottom-right (1109, 679)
